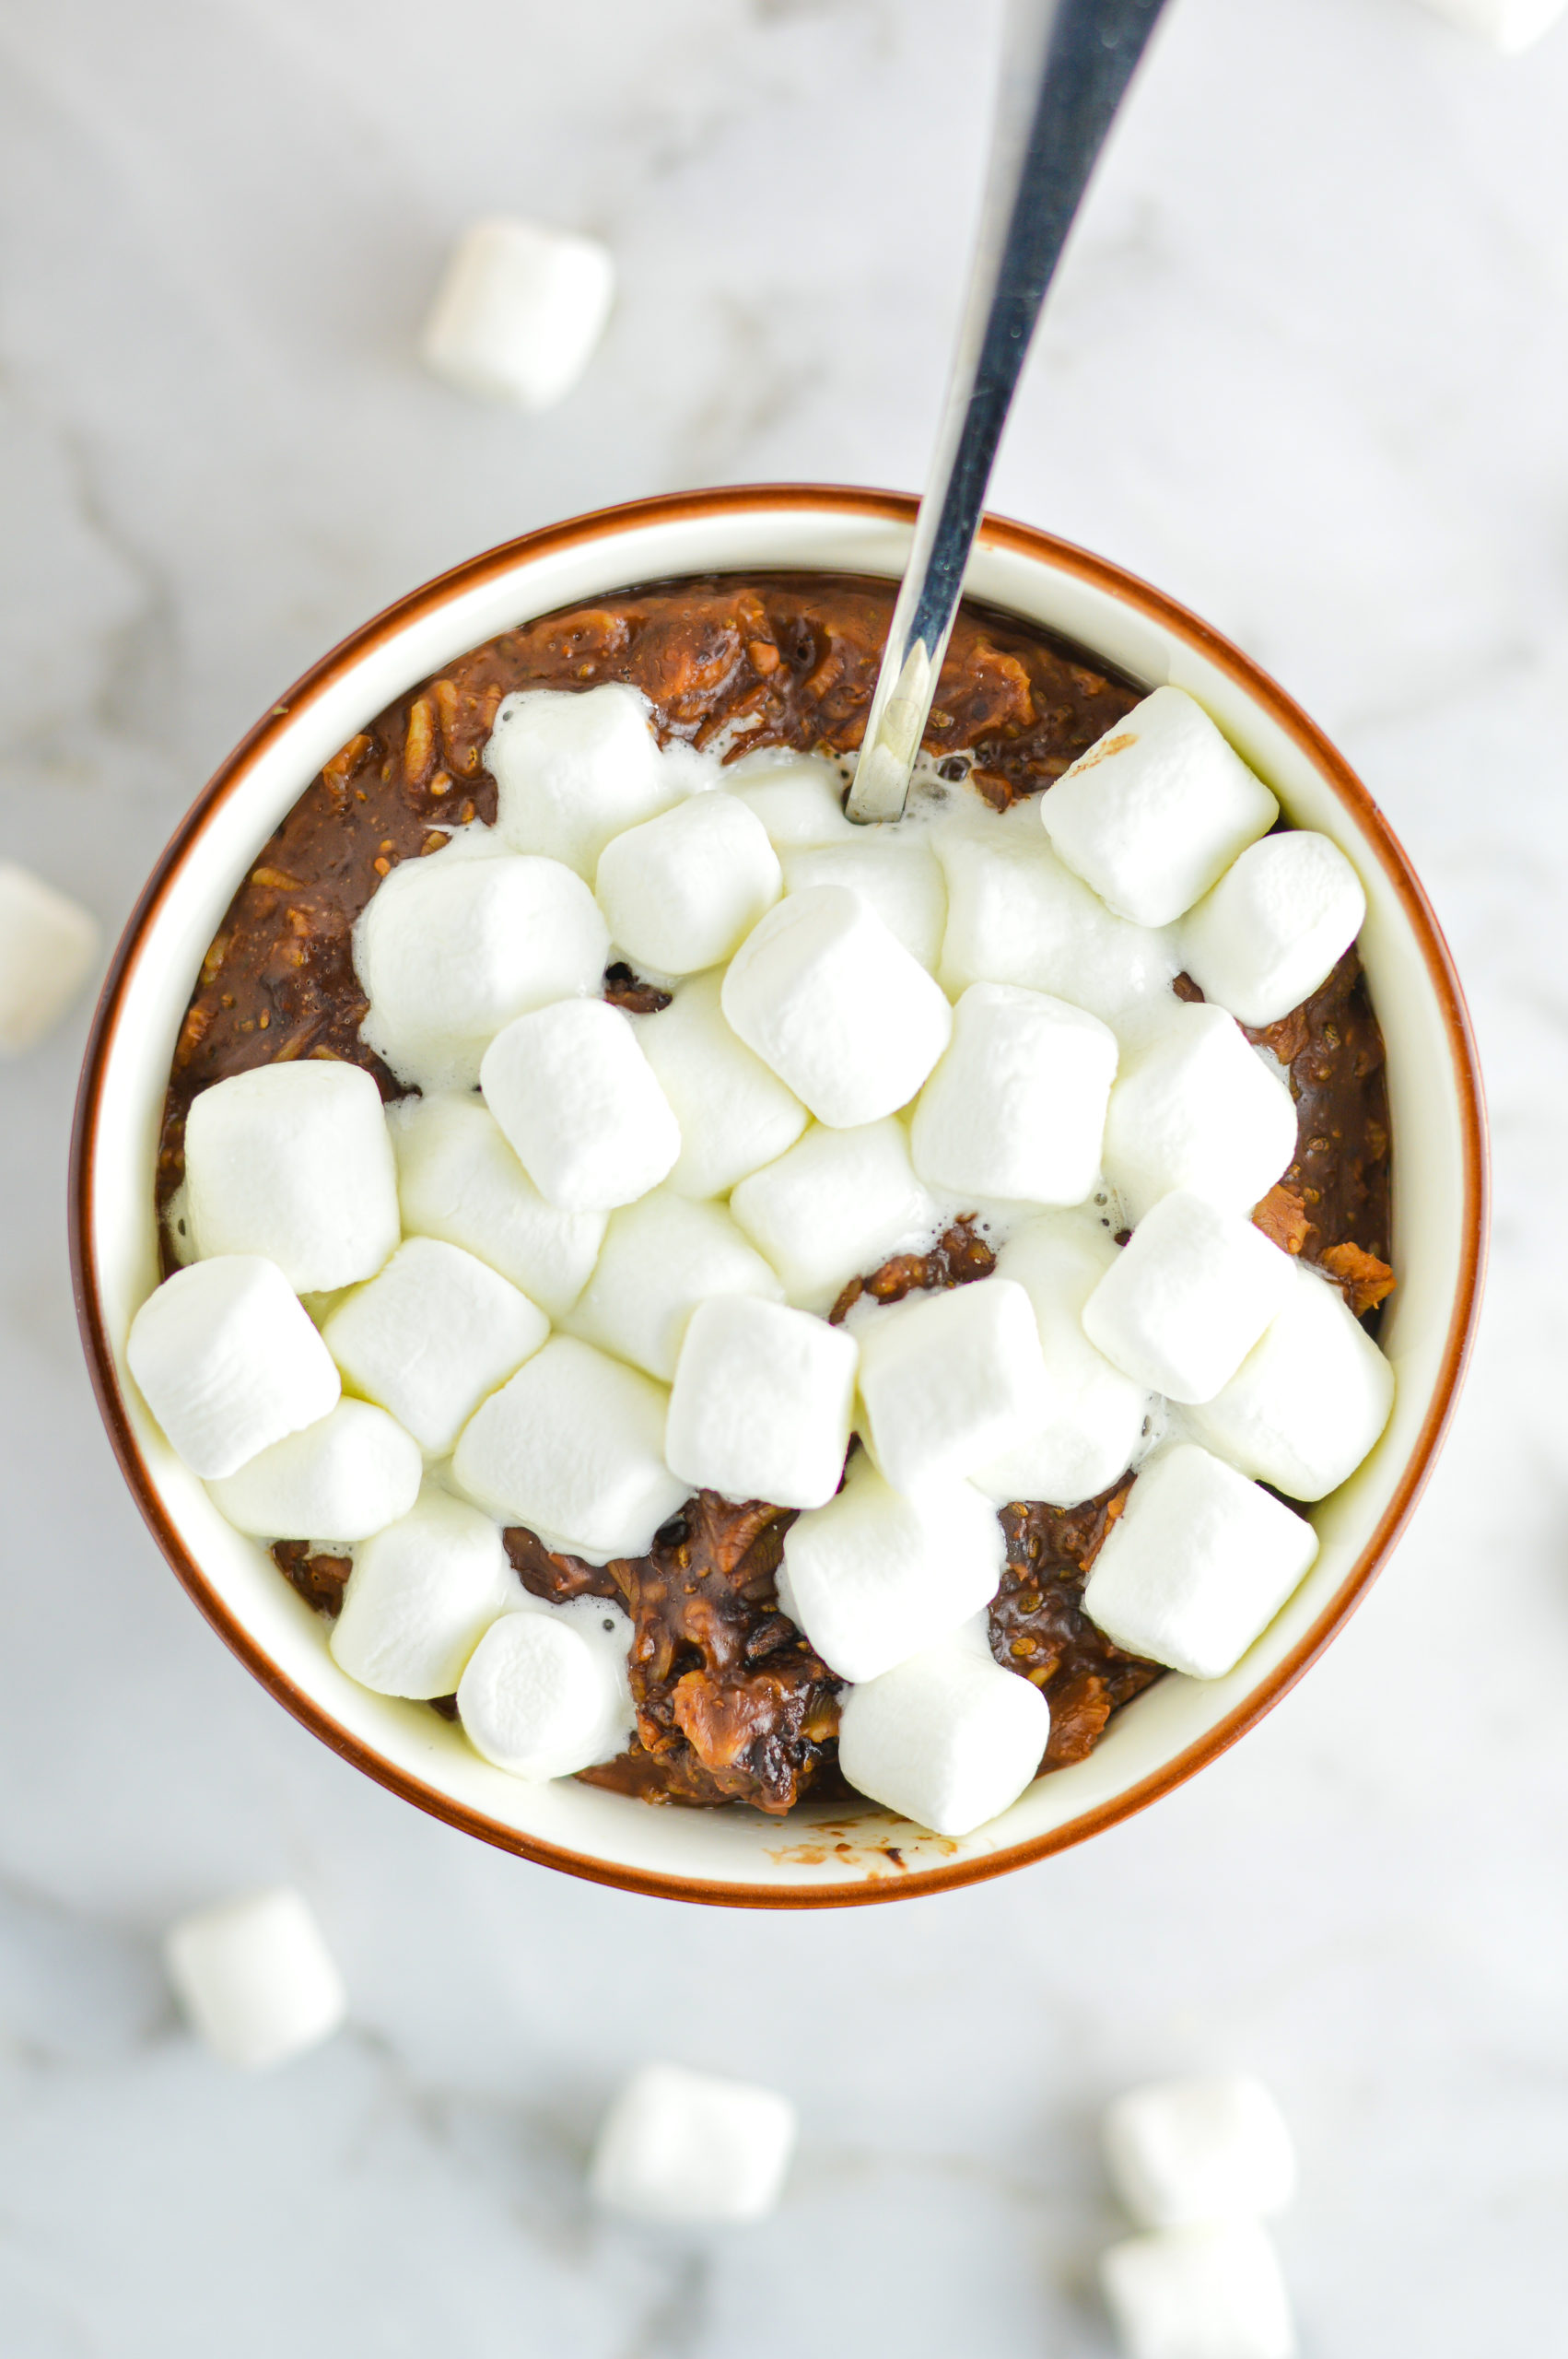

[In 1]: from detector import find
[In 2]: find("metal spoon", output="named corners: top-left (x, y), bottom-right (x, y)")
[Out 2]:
top-left (846, 0), bottom-right (1170, 824)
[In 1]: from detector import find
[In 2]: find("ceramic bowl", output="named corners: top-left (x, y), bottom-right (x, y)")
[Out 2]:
top-left (70, 486), bottom-right (1488, 1907)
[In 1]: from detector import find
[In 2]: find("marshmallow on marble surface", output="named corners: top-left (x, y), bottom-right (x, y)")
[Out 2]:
top-left (390, 1091), bottom-right (604, 1320)
top-left (634, 968), bottom-right (808, 1200)
top-left (665, 1295), bottom-right (858, 1510)
top-left (590, 2061), bottom-right (798, 2224)
top-left (487, 684), bottom-right (680, 880)
top-left (780, 829), bottom-right (947, 971)
top-left (1104, 2076), bottom-right (1297, 2230)
top-left (184, 1061), bottom-right (401, 1294)
top-left (781, 1449), bottom-right (1006, 1683)
top-left (568, 1190), bottom-right (783, 1381)
top-left (721, 885), bottom-right (953, 1128)
top-left (420, 217), bottom-right (614, 410)
top-left (1082, 1191), bottom-right (1291, 1406)
top-left (1180, 832), bottom-right (1365, 1028)
top-left (206, 1397), bottom-right (422, 1542)
top-left (457, 1602), bottom-right (632, 1778)
top-left (727, 754), bottom-right (855, 849)
top-left (1101, 1000), bottom-right (1298, 1225)
top-left (1186, 1258), bottom-right (1395, 1501)
top-left (837, 1625), bottom-right (1049, 1836)
top-left (164, 1887), bottom-right (346, 2071)
top-left (127, 1255), bottom-right (341, 1480)
top-left (855, 1276), bottom-right (1049, 1494)
top-left (322, 1237), bottom-right (548, 1454)
top-left (1100, 2223), bottom-right (1295, 2359)
top-left (1415, 0), bottom-right (1566, 52)
top-left (453, 1334), bottom-right (685, 1560)
top-left (595, 791), bottom-right (781, 977)
top-left (730, 1117), bottom-right (935, 1315)
top-left (480, 996), bottom-right (680, 1212)
top-left (330, 1485), bottom-right (517, 1698)
top-left (911, 982), bottom-right (1117, 1208)
top-left (1082, 1443), bottom-right (1318, 1679)
top-left (0, 861), bottom-right (99, 1053)
top-left (1041, 687), bottom-right (1279, 927)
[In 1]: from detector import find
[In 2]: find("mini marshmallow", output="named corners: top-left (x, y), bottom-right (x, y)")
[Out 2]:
top-left (487, 684), bottom-right (680, 880)
top-left (837, 1625), bottom-right (1049, 1836)
top-left (457, 1604), bottom-right (631, 1778)
top-left (727, 753), bottom-right (855, 849)
top-left (480, 997), bottom-right (680, 1212)
top-left (1186, 1259), bottom-right (1395, 1501)
top-left (330, 1486), bottom-right (517, 1698)
top-left (163, 1887), bottom-right (346, 2071)
top-left (1100, 2223), bottom-right (1296, 2359)
top-left (1415, 0), bottom-right (1566, 53)
top-left (781, 1449), bottom-right (1006, 1683)
top-left (127, 1255), bottom-right (341, 1480)
top-left (355, 848), bottom-right (608, 1091)
top-left (206, 1398), bottom-right (422, 1542)
top-left (780, 830), bottom-right (947, 970)
top-left (665, 1295), bottom-right (858, 1510)
top-left (721, 886), bottom-right (953, 1127)
top-left (0, 861), bottom-right (99, 1053)
top-left (1104, 2076), bottom-right (1298, 2229)
top-left (1082, 1191), bottom-right (1292, 1406)
top-left (1101, 1001), bottom-right (1298, 1225)
top-left (854, 1277), bottom-right (1049, 1494)
top-left (1180, 832), bottom-right (1365, 1028)
top-left (420, 217), bottom-right (614, 410)
top-left (730, 1118), bottom-right (936, 1315)
top-left (184, 1061), bottom-right (401, 1294)
top-left (911, 983), bottom-right (1117, 1208)
top-left (1082, 1443), bottom-right (1319, 1679)
top-left (634, 969), bottom-right (808, 1200)
top-left (568, 1190), bottom-right (783, 1381)
top-left (1041, 687), bottom-right (1279, 927)
top-left (595, 791), bottom-right (781, 976)
top-left (590, 2062), bottom-right (798, 2224)
top-left (390, 1091), bottom-right (604, 1319)
top-left (452, 1335), bottom-right (685, 1560)
top-left (322, 1237), bottom-right (548, 1454)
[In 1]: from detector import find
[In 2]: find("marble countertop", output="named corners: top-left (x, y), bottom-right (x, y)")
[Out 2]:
top-left (4, 0), bottom-right (1567, 2350)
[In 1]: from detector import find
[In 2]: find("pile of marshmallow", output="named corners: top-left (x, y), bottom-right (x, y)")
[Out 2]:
top-left (129, 675), bottom-right (1395, 1837)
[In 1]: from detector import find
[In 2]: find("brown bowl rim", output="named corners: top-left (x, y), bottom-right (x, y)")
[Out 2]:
top-left (68, 482), bottom-right (1490, 1909)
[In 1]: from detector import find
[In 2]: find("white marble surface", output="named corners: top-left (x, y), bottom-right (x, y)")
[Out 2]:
top-left (3, 0), bottom-right (1567, 2349)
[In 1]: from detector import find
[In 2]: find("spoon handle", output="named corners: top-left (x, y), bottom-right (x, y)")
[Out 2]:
top-left (847, 0), bottom-right (1170, 823)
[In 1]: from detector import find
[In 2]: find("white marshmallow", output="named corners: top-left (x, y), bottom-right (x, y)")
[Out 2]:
top-left (595, 792), bottom-right (781, 976)
top-left (727, 753), bottom-right (855, 848)
top-left (1415, 0), bottom-right (1566, 53)
top-left (665, 1295), bottom-right (858, 1510)
top-left (322, 1237), bottom-right (548, 1454)
top-left (1082, 1443), bottom-right (1319, 1679)
top-left (457, 1603), bottom-right (631, 1778)
top-left (837, 1626), bottom-right (1049, 1836)
top-left (781, 1449), bottom-right (1006, 1683)
top-left (780, 831), bottom-right (947, 970)
top-left (127, 1255), bottom-right (341, 1480)
top-left (1100, 2223), bottom-right (1296, 2359)
top-left (1082, 1191), bottom-right (1292, 1406)
top-left (488, 683), bottom-right (680, 879)
top-left (164, 1887), bottom-right (346, 2071)
top-left (184, 1061), bottom-right (401, 1294)
top-left (972, 1214), bottom-right (1152, 1508)
top-left (206, 1398), bottom-right (422, 1543)
top-left (330, 1486), bottom-right (517, 1698)
top-left (854, 1276), bottom-right (1049, 1494)
top-left (911, 983), bottom-right (1117, 1209)
top-left (0, 861), bottom-right (99, 1053)
top-left (568, 1191), bottom-right (783, 1381)
top-left (480, 997), bottom-right (680, 1212)
top-left (1041, 687), bottom-right (1279, 927)
top-left (730, 1118), bottom-right (936, 1315)
top-left (590, 2062), bottom-right (798, 2224)
top-left (354, 847), bottom-right (608, 1092)
top-left (1104, 2076), bottom-right (1298, 2229)
top-left (1101, 1001), bottom-right (1298, 1224)
top-left (452, 1335), bottom-right (685, 1561)
top-left (721, 886), bottom-right (953, 1128)
top-left (390, 1092), bottom-right (604, 1319)
top-left (1186, 1259), bottom-right (1395, 1501)
top-left (634, 968), bottom-right (808, 1200)
top-left (420, 217), bottom-right (614, 410)
top-left (1180, 832), bottom-right (1365, 1028)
